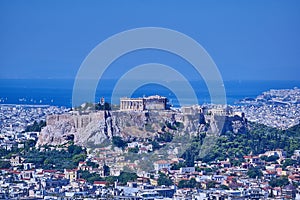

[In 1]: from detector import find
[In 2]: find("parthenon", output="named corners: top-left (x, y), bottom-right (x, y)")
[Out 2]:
top-left (120, 95), bottom-right (167, 111)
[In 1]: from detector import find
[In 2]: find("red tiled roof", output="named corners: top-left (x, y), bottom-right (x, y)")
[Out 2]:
top-left (266, 170), bottom-right (277, 175)
top-left (43, 169), bottom-right (57, 173)
top-left (65, 169), bottom-right (77, 172)
top-left (154, 160), bottom-right (170, 164)
top-left (221, 161), bottom-right (230, 164)
top-left (94, 181), bottom-right (107, 185)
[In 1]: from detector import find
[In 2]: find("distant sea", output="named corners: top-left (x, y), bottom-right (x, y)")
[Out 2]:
top-left (0, 79), bottom-right (299, 107)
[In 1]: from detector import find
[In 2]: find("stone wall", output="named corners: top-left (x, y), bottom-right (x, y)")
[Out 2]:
top-left (46, 112), bottom-right (106, 129)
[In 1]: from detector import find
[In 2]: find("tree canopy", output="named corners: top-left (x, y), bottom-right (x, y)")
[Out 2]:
top-left (182, 122), bottom-right (300, 164)
top-left (25, 120), bottom-right (46, 132)
top-left (157, 173), bottom-right (173, 186)
top-left (247, 167), bottom-right (263, 179)
top-left (112, 136), bottom-right (127, 149)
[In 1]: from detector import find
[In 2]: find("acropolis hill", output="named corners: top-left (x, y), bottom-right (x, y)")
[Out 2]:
top-left (36, 96), bottom-right (247, 147)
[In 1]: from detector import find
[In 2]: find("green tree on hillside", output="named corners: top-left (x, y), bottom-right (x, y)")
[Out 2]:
top-left (184, 122), bottom-right (300, 164)
top-left (112, 136), bottom-right (127, 149)
top-left (157, 173), bottom-right (173, 186)
top-left (117, 172), bottom-right (138, 185)
top-left (25, 120), bottom-right (46, 132)
top-left (247, 167), bottom-right (263, 179)
top-left (178, 178), bottom-right (198, 188)
top-left (269, 176), bottom-right (289, 187)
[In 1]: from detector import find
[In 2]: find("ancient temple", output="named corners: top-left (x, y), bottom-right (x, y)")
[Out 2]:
top-left (120, 95), bottom-right (167, 111)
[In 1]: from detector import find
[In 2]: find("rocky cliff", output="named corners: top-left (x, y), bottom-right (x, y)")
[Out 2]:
top-left (36, 107), bottom-right (247, 147)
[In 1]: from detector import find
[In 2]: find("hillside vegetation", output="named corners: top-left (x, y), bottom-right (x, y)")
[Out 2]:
top-left (182, 122), bottom-right (300, 165)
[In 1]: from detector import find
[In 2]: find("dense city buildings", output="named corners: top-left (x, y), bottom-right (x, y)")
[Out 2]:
top-left (0, 104), bottom-right (68, 134)
top-left (234, 88), bottom-right (300, 129)
top-left (0, 90), bottom-right (299, 199)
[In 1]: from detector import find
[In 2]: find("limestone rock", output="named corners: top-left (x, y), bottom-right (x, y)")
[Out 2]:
top-left (36, 108), bottom-right (247, 147)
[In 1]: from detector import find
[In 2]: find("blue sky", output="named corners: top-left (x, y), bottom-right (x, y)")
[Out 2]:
top-left (0, 0), bottom-right (299, 81)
